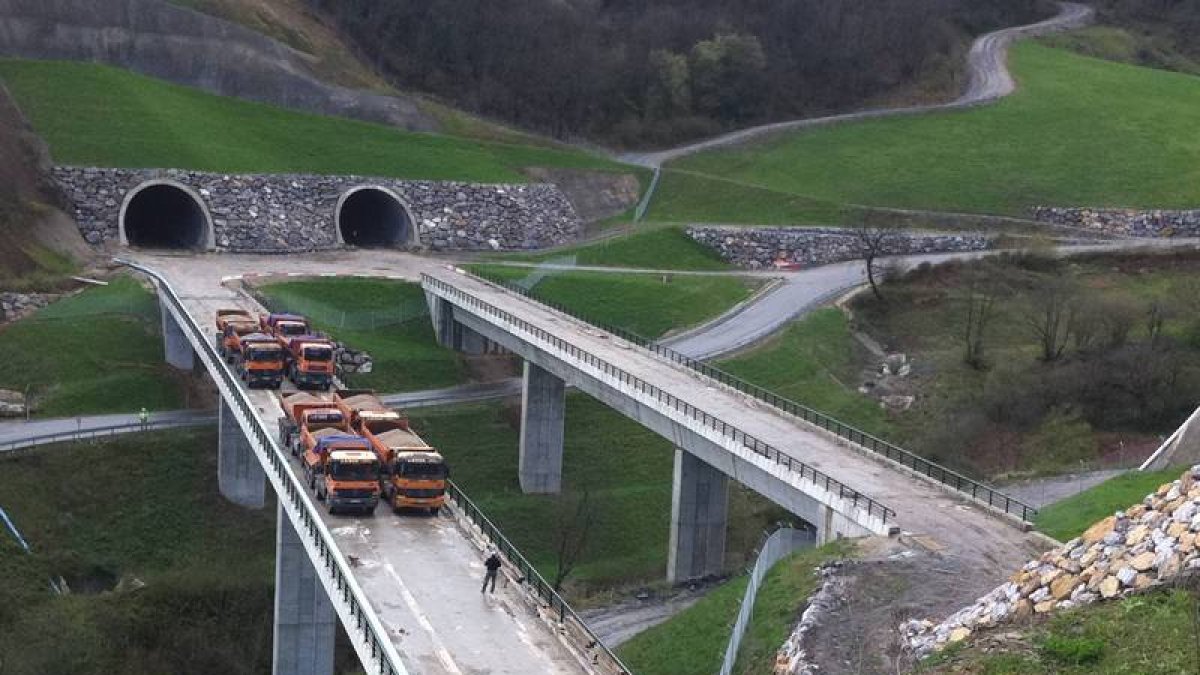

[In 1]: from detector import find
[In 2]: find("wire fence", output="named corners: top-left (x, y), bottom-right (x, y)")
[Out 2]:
top-left (633, 167), bottom-right (661, 222)
top-left (466, 267), bottom-right (1037, 523)
top-left (445, 482), bottom-right (631, 674)
top-left (721, 526), bottom-right (815, 675)
top-left (251, 292), bottom-right (430, 332)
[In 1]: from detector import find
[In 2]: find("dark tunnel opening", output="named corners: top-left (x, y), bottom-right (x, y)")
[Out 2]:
top-left (337, 188), bottom-right (412, 248)
top-left (121, 184), bottom-right (210, 250)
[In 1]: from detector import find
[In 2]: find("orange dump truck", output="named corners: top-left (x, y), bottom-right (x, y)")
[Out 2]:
top-left (301, 431), bottom-right (380, 514)
top-left (334, 390), bottom-right (448, 514)
top-left (277, 392), bottom-right (347, 454)
top-left (215, 309), bottom-right (260, 362)
top-left (260, 313), bottom-right (311, 341)
top-left (236, 333), bottom-right (285, 388)
top-left (285, 336), bottom-right (336, 390)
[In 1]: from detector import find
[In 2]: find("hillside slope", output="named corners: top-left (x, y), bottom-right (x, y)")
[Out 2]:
top-left (0, 82), bottom-right (87, 286)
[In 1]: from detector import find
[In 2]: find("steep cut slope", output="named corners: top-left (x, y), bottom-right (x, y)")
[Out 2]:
top-left (0, 0), bottom-right (437, 131)
top-left (0, 82), bottom-right (86, 287)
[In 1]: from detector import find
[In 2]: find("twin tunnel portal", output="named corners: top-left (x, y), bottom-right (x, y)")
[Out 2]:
top-left (119, 180), bottom-right (415, 249)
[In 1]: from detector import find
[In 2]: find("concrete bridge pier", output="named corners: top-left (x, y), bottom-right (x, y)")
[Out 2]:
top-left (160, 299), bottom-right (195, 370)
top-left (218, 400), bottom-right (266, 508)
top-left (519, 362), bottom-right (566, 494)
top-left (668, 448), bottom-right (728, 582)
top-left (274, 502), bottom-right (336, 675)
top-left (427, 293), bottom-right (491, 355)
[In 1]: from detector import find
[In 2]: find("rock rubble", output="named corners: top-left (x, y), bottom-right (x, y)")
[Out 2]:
top-left (904, 464), bottom-right (1200, 656)
top-left (1032, 207), bottom-right (1200, 238)
top-left (686, 227), bottom-right (990, 269)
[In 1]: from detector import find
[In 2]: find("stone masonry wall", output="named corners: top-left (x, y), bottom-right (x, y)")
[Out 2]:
top-left (1033, 207), bottom-right (1200, 238)
top-left (53, 167), bottom-right (581, 252)
top-left (687, 226), bottom-right (991, 269)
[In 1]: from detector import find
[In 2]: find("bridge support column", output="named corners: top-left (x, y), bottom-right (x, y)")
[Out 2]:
top-left (273, 503), bottom-right (336, 675)
top-left (218, 400), bottom-right (265, 509)
top-left (519, 361), bottom-right (565, 494)
top-left (459, 325), bottom-right (489, 355)
top-left (668, 448), bottom-right (728, 583)
top-left (427, 293), bottom-right (456, 349)
top-left (160, 299), bottom-right (194, 370)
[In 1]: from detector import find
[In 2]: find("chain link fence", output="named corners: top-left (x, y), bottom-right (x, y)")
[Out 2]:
top-left (721, 527), bottom-right (816, 675)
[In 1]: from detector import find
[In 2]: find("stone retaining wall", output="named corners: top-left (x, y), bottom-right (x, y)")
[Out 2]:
top-left (53, 167), bottom-right (581, 252)
top-left (1032, 207), bottom-right (1200, 238)
top-left (686, 226), bottom-right (990, 269)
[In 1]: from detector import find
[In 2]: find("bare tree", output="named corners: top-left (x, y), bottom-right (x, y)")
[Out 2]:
top-left (961, 264), bottom-right (1004, 369)
top-left (551, 488), bottom-right (595, 591)
top-left (1023, 278), bottom-right (1079, 362)
top-left (1146, 296), bottom-right (1177, 343)
top-left (854, 223), bottom-right (899, 301)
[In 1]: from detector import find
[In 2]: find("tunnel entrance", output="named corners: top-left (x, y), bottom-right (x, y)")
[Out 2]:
top-left (336, 187), bottom-right (414, 248)
top-left (119, 182), bottom-right (213, 250)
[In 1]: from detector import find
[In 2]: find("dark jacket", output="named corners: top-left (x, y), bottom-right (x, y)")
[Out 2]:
top-left (485, 553), bottom-right (502, 572)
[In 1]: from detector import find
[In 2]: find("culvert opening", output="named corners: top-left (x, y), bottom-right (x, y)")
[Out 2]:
top-left (121, 183), bottom-right (211, 250)
top-left (337, 188), bottom-right (413, 248)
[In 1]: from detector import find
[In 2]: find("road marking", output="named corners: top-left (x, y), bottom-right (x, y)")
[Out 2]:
top-left (383, 563), bottom-right (465, 675)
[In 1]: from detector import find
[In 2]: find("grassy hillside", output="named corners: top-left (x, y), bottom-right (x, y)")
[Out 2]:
top-left (669, 44), bottom-right (1200, 216)
top-left (469, 266), bottom-right (762, 338)
top-left (0, 276), bottom-right (187, 416)
top-left (0, 430), bottom-right (282, 674)
top-left (0, 59), bottom-right (627, 182)
top-left (1034, 468), bottom-right (1182, 541)
top-left (494, 226), bottom-right (732, 272)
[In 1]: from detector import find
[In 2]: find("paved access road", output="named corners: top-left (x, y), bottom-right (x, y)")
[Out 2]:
top-left (620, 2), bottom-right (1093, 167)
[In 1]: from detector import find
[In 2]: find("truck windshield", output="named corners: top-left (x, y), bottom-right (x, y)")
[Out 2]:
top-left (304, 347), bottom-right (333, 361)
top-left (397, 461), bottom-right (447, 480)
top-left (330, 461), bottom-right (379, 481)
top-left (246, 348), bottom-right (280, 361)
top-left (279, 323), bottom-right (307, 336)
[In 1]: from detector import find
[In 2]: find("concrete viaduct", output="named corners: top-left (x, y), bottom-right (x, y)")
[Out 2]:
top-left (422, 268), bottom-right (1049, 582)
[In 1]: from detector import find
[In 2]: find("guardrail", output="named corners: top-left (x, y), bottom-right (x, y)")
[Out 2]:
top-left (463, 267), bottom-right (1037, 523)
top-left (116, 258), bottom-right (409, 675)
top-left (445, 482), bottom-right (630, 674)
top-left (720, 527), bottom-right (813, 675)
top-left (1, 417), bottom-right (217, 455)
top-left (632, 167), bottom-right (661, 222)
top-left (423, 273), bottom-right (895, 527)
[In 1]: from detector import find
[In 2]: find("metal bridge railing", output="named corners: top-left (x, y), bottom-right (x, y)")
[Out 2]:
top-left (445, 482), bottom-right (631, 675)
top-left (423, 273), bottom-right (896, 527)
top-left (463, 268), bottom-right (1037, 524)
top-left (0, 417), bottom-right (217, 456)
top-left (116, 258), bottom-right (409, 675)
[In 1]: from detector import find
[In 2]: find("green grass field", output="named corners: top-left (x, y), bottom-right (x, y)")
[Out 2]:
top-left (0, 429), bottom-right (296, 674)
top-left (669, 44), bottom-right (1200, 216)
top-left (411, 399), bottom-right (786, 597)
top-left (253, 278), bottom-right (466, 391)
top-left (619, 540), bottom-right (854, 675)
top-left (1034, 468), bottom-right (1183, 541)
top-left (647, 170), bottom-right (850, 225)
top-left (0, 276), bottom-right (186, 416)
top-left (718, 308), bottom-right (892, 438)
top-left (469, 265), bottom-right (762, 338)
top-left (495, 225), bottom-right (732, 271)
top-left (0, 59), bottom-right (627, 182)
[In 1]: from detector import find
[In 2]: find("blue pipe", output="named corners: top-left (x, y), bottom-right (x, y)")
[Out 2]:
top-left (0, 505), bottom-right (31, 552)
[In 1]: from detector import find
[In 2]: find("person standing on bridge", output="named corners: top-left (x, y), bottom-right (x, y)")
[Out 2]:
top-left (481, 548), bottom-right (502, 594)
top-left (138, 407), bottom-right (150, 431)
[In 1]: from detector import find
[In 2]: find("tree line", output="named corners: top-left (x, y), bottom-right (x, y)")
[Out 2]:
top-left (304, 0), bottom-right (1048, 146)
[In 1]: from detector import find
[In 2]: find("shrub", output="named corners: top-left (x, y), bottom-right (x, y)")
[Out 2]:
top-left (1039, 634), bottom-right (1104, 665)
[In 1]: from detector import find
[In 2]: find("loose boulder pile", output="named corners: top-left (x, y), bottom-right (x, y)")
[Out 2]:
top-left (905, 463), bottom-right (1200, 656)
top-left (334, 343), bottom-right (373, 375)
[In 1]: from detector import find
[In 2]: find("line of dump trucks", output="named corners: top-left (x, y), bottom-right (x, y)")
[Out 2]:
top-left (216, 308), bottom-right (448, 515)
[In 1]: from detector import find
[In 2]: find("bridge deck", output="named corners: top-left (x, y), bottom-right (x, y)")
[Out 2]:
top-left (145, 254), bottom-right (585, 675)
top-left (430, 268), bottom-right (1049, 572)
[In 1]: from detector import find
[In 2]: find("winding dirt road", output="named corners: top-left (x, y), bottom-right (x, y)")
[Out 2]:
top-left (620, 2), bottom-right (1093, 168)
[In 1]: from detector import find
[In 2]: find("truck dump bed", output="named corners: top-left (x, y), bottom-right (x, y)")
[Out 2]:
top-left (374, 428), bottom-right (430, 451)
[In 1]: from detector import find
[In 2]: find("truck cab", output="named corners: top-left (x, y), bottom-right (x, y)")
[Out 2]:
top-left (237, 333), bottom-right (284, 388)
top-left (215, 309), bottom-right (259, 362)
top-left (360, 418), bottom-right (449, 514)
top-left (286, 337), bottom-right (335, 390)
top-left (302, 433), bottom-right (380, 514)
top-left (278, 392), bottom-right (347, 451)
